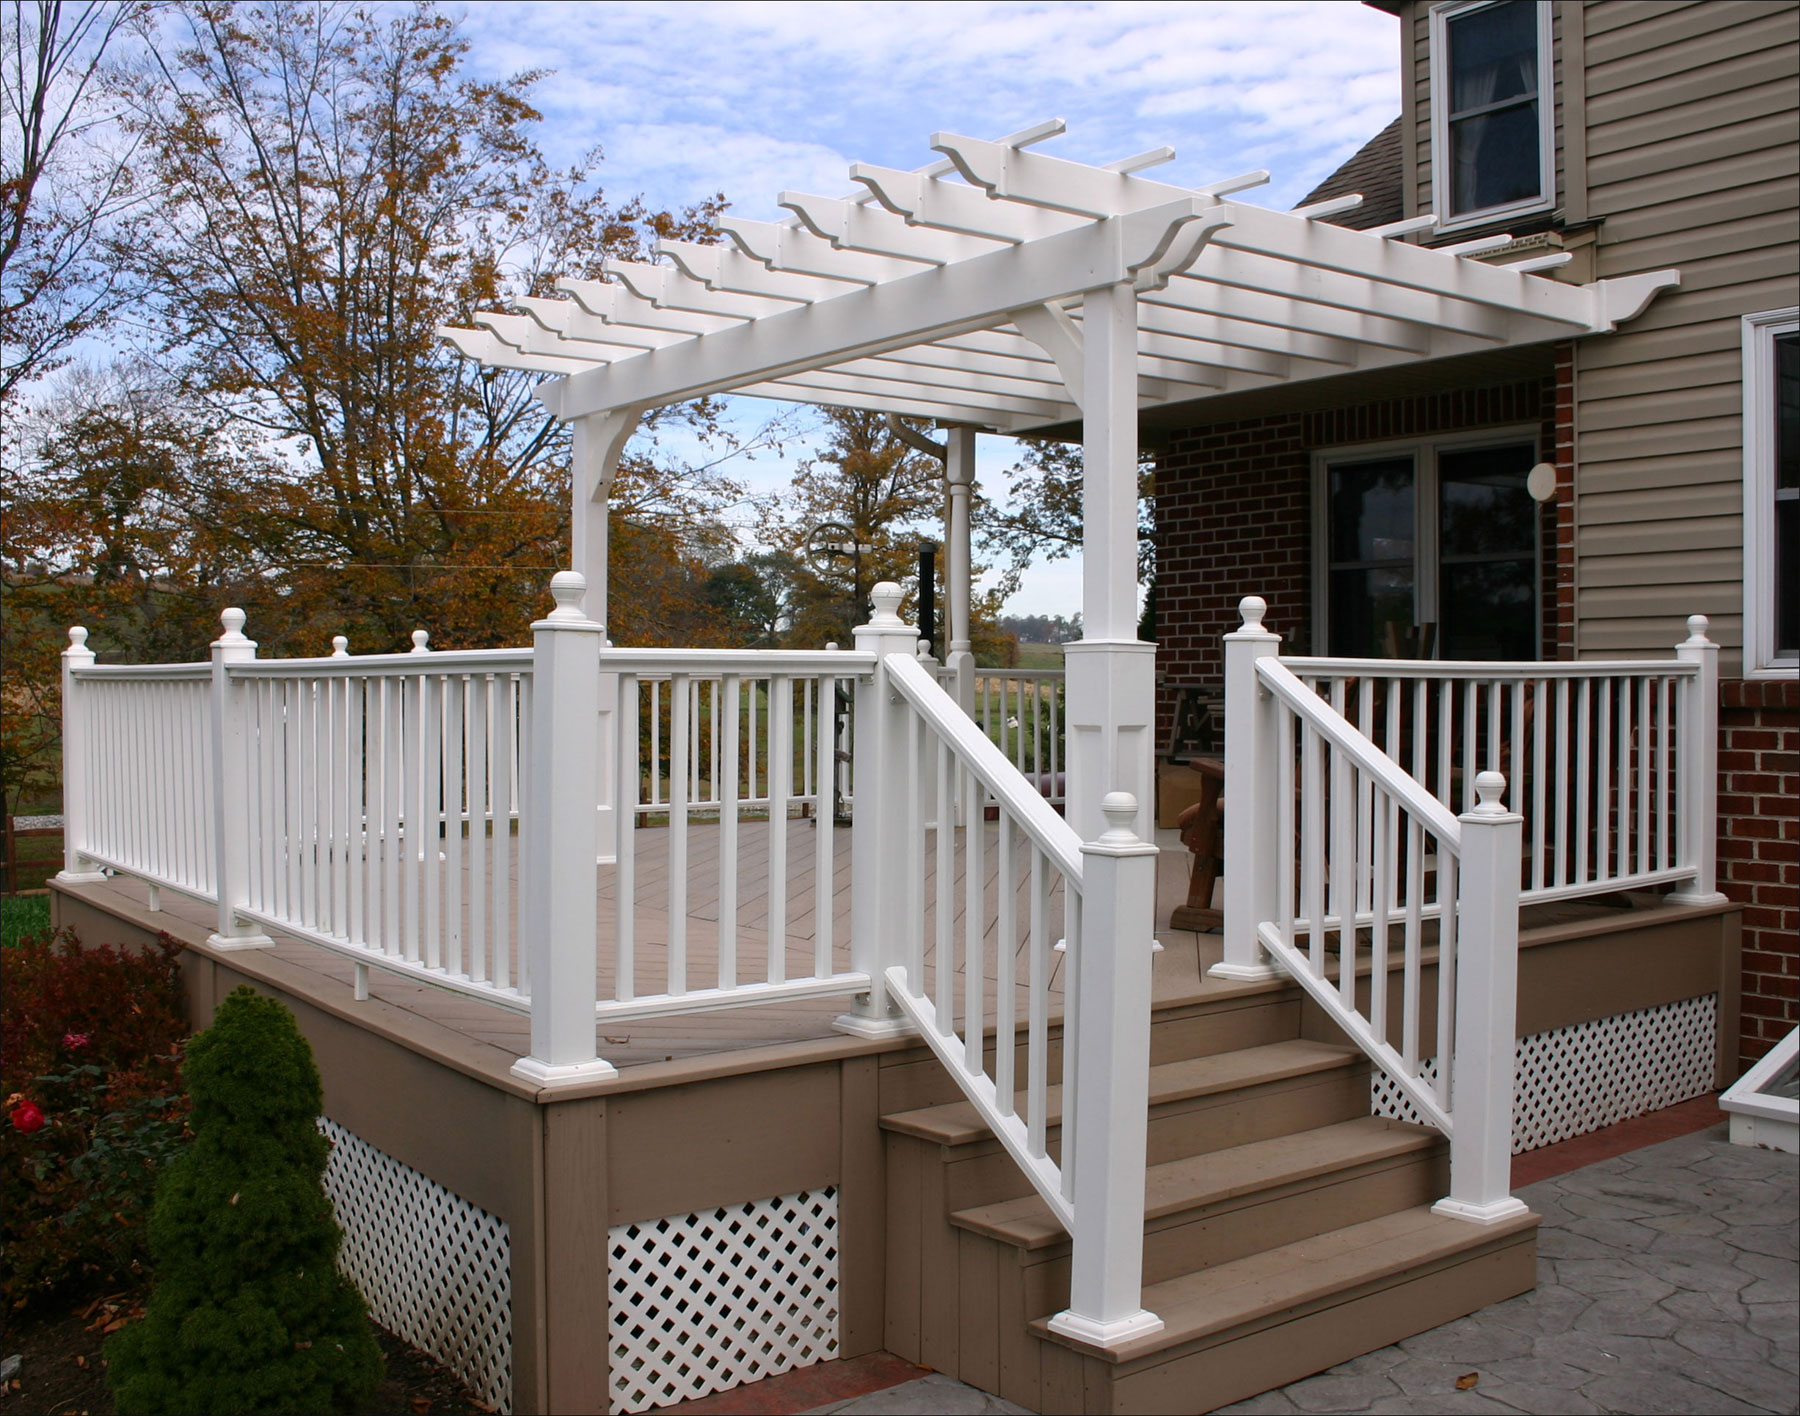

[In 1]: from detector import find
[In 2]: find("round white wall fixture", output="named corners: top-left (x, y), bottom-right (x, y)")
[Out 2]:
top-left (1526, 462), bottom-right (1557, 502)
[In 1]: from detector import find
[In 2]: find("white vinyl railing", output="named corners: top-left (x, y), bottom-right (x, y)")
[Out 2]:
top-left (858, 585), bottom-right (1162, 1345)
top-left (1218, 596), bottom-right (1722, 1224)
top-left (61, 649), bottom-right (216, 904)
top-left (602, 650), bottom-right (869, 1017)
top-left (232, 651), bottom-right (535, 1008)
top-left (886, 651), bottom-right (1082, 1226)
top-left (1284, 640), bottom-right (1713, 905)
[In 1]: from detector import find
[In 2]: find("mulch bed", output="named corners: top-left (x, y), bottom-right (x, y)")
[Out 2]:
top-left (2, 1297), bottom-right (491, 1415)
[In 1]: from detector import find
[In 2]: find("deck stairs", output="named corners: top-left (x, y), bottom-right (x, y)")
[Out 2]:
top-left (880, 983), bottom-right (1540, 1415)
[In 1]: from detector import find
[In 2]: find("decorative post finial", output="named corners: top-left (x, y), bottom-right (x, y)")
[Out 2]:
top-left (330, 635), bottom-right (349, 658)
top-left (1683, 614), bottom-right (1712, 647)
top-left (410, 629), bottom-right (430, 654)
top-left (1473, 770), bottom-right (1507, 814)
top-left (867, 582), bottom-right (905, 628)
top-left (1099, 791), bottom-right (1140, 843)
top-left (1238, 596), bottom-right (1268, 631)
top-left (215, 608), bottom-right (250, 647)
top-left (546, 569), bottom-right (589, 622)
top-left (67, 626), bottom-right (89, 651)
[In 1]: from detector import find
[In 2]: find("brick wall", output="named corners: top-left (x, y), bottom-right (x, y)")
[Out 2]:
top-left (1719, 677), bottom-right (1800, 1073)
top-left (1153, 371), bottom-right (1564, 745)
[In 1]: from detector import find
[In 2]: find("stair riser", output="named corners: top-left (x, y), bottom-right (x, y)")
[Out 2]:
top-left (920, 1062), bottom-right (1377, 1208)
top-left (878, 997), bottom-right (1301, 1114)
top-left (972, 1146), bottom-right (1450, 1315)
top-left (1046, 1228), bottom-right (1539, 1415)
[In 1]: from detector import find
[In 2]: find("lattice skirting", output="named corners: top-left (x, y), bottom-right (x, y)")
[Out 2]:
top-left (1371, 994), bottom-right (1718, 1152)
top-left (608, 1185), bottom-right (839, 1414)
top-left (318, 1118), bottom-right (513, 1413)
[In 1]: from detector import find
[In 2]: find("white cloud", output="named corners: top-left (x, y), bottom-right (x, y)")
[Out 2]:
top-left (439, 0), bottom-right (1401, 616)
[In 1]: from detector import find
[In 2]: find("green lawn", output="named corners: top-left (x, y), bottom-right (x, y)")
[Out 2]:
top-left (1, 894), bottom-right (52, 947)
top-left (1011, 641), bottom-right (1065, 670)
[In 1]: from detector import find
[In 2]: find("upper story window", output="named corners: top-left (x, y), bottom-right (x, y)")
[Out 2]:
top-left (1430, 1), bottom-right (1555, 229)
top-left (1744, 307), bottom-right (1800, 678)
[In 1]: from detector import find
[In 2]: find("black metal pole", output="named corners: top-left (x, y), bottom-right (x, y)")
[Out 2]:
top-left (917, 539), bottom-right (938, 657)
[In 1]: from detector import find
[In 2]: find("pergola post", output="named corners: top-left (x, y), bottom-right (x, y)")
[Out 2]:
top-left (571, 409), bottom-right (639, 864)
top-left (944, 425), bottom-right (977, 716)
top-left (1063, 281), bottom-right (1155, 846)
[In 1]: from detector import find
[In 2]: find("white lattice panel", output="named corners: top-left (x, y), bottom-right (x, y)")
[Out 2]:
top-left (608, 1186), bottom-right (839, 1414)
top-left (318, 1118), bottom-right (512, 1413)
top-left (1371, 994), bottom-right (1717, 1153)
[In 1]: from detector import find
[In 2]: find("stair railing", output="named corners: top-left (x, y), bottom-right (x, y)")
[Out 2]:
top-left (1220, 596), bottom-right (1528, 1224)
top-left (860, 583), bottom-right (1165, 1346)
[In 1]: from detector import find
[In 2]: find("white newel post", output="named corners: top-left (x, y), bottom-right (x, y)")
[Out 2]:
top-left (1213, 596), bottom-right (1285, 981)
top-left (54, 627), bottom-right (106, 884)
top-left (944, 427), bottom-right (977, 717)
top-left (1433, 772), bottom-right (1528, 1225)
top-left (512, 572), bottom-right (617, 1086)
top-left (1671, 614), bottom-right (1726, 905)
top-left (1050, 792), bottom-right (1164, 1346)
top-left (1064, 281), bottom-right (1155, 846)
top-left (207, 609), bottom-right (273, 949)
top-left (836, 583), bottom-right (917, 1038)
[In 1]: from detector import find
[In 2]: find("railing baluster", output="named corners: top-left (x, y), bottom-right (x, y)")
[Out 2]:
top-left (1435, 850), bottom-right (1457, 1114)
top-left (1027, 847), bottom-right (1049, 1158)
top-left (444, 676), bottom-right (465, 976)
top-left (422, 672), bottom-right (442, 970)
top-left (935, 735), bottom-right (953, 1034)
top-left (669, 671), bottom-right (691, 995)
top-left (1303, 720), bottom-right (1325, 972)
top-left (964, 764), bottom-right (985, 1079)
top-left (1403, 814), bottom-right (1424, 1072)
top-left (719, 673), bottom-right (741, 990)
top-left (995, 811), bottom-right (1016, 1117)
top-left (1371, 782), bottom-right (1391, 1049)
top-left (1656, 676), bottom-right (1671, 871)
top-left (1636, 675), bottom-right (1652, 876)
top-left (489, 678), bottom-right (512, 990)
top-left (814, 674), bottom-right (835, 979)
top-left (467, 678), bottom-right (487, 981)
top-left (615, 673), bottom-right (638, 1003)
top-left (1595, 679), bottom-right (1613, 883)
top-left (767, 674), bottom-right (793, 985)
top-left (1575, 677), bottom-right (1591, 885)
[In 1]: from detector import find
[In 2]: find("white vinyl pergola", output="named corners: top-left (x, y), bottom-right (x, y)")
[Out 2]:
top-left (441, 118), bottom-right (1675, 844)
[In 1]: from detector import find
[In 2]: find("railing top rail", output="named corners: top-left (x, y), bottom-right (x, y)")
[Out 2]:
top-left (1257, 657), bottom-right (1465, 846)
top-left (1283, 655), bottom-right (1699, 680)
top-left (887, 653), bottom-right (1084, 882)
top-left (227, 649), bottom-right (535, 677)
top-left (70, 663), bottom-right (211, 681)
top-left (604, 647), bottom-right (876, 676)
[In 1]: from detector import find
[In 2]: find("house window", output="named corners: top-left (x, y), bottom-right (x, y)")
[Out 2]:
top-left (1429, 1), bottom-right (1555, 228)
top-left (1317, 436), bottom-right (1540, 660)
top-left (1744, 307), bottom-right (1800, 677)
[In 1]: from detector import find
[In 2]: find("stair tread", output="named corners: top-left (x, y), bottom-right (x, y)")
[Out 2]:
top-left (951, 1116), bottom-right (1442, 1249)
top-left (1031, 1204), bottom-right (1540, 1363)
top-left (881, 1039), bottom-right (1363, 1146)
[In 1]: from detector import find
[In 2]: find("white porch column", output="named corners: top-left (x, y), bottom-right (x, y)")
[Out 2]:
top-left (944, 425), bottom-right (977, 716)
top-left (1063, 281), bottom-right (1154, 846)
top-left (571, 409), bottom-right (640, 865)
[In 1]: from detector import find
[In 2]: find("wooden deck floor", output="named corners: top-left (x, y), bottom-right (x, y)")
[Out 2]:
top-left (94, 821), bottom-right (1218, 1072)
top-left (80, 823), bottom-right (1633, 1076)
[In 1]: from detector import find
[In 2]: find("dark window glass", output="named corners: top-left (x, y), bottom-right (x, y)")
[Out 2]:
top-left (1776, 332), bottom-right (1798, 654)
top-left (1444, 1), bottom-right (1543, 216)
top-left (1327, 457), bottom-right (1415, 656)
top-left (1438, 443), bottom-right (1537, 660)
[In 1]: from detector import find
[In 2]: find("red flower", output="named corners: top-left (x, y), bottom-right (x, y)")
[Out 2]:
top-left (62, 1032), bottom-right (91, 1051)
top-left (10, 1101), bottom-right (45, 1134)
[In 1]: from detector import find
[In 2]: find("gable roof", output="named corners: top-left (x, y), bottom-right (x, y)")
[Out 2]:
top-left (1297, 118), bottom-right (1405, 231)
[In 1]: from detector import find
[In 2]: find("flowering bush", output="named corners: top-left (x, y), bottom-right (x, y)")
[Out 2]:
top-left (1, 929), bottom-right (190, 1308)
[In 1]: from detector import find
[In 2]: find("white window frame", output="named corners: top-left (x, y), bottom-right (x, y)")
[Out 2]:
top-left (1429, 0), bottom-right (1557, 232)
top-left (1313, 427), bottom-right (1544, 659)
top-left (1743, 306), bottom-right (1800, 679)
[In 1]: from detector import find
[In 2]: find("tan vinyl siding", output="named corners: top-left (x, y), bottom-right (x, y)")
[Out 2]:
top-left (1571, 0), bottom-right (1799, 670)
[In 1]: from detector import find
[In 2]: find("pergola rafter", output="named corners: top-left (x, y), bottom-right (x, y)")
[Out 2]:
top-left (442, 119), bottom-right (1674, 434)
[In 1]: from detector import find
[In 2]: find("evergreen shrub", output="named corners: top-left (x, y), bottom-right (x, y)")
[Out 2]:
top-left (106, 986), bottom-right (383, 1415)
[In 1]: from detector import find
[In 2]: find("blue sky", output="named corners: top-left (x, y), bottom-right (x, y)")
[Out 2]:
top-left (452, 0), bottom-right (1403, 615)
